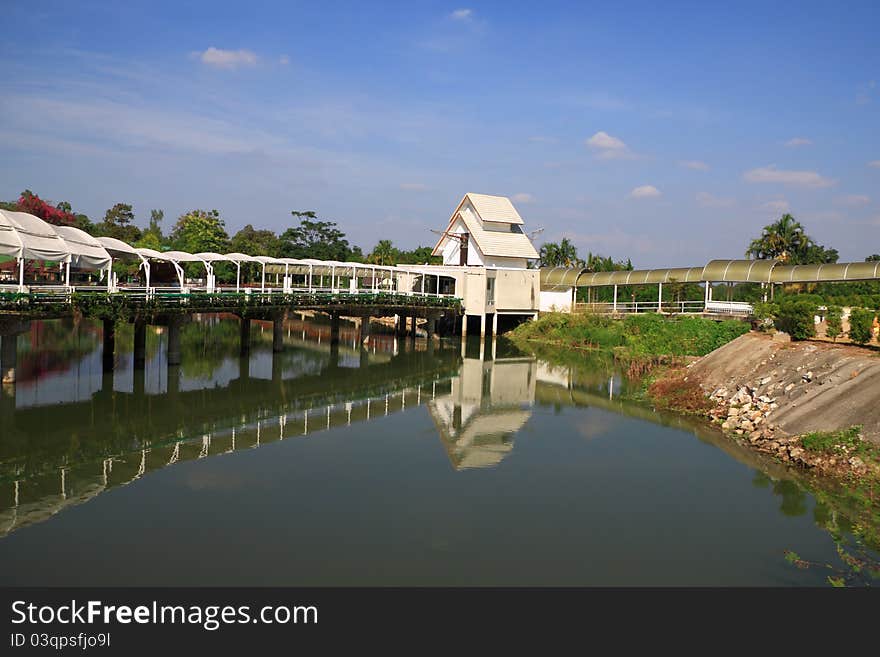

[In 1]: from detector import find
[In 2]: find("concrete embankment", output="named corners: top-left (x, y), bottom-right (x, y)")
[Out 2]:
top-left (673, 332), bottom-right (880, 479)
top-left (686, 332), bottom-right (880, 444)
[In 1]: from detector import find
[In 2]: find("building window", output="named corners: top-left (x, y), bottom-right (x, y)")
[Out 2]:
top-left (486, 276), bottom-right (495, 305)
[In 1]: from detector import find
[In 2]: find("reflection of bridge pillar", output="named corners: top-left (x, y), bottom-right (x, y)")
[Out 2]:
top-left (133, 363), bottom-right (145, 397)
top-left (330, 313), bottom-right (340, 346)
top-left (359, 316), bottom-right (371, 344)
top-left (272, 350), bottom-right (282, 384)
top-left (396, 314), bottom-right (406, 336)
top-left (102, 319), bottom-right (115, 372)
top-left (409, 316), bottom-right (416, 342)
top-left (1, 334), bottom-right (17, 385)
top-left (133, 319), bottom-right (147, 370)
top-left (167, 317), bottom-right (182, 366)
top-left (167, 365), bottom-right (180, 396)
top-left (273, 312), bottom-right (285, 352)
top-left (461, 315), bottom-right (468, 338)
top-left (239, 317), bottom-right (251, 356)
top-left (239, 354), bottom-right (251, 380)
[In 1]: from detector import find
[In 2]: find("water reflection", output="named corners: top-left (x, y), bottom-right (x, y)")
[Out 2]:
top-left (0, 318), bottom-right (877, 585)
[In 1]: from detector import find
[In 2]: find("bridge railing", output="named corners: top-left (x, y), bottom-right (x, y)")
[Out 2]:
top-left (574, 300), bottom-right (752, 316)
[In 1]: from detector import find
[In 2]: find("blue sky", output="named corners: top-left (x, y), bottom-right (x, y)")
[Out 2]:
top-left (1, 0), bottom-right (878, 266)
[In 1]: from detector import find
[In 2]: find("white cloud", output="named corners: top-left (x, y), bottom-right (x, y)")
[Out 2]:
top-left (630, 185), bottom-right (661, 199)
top-left (512, 193), bottom-right (534, 203)
top-left (784, 137), bottom-right (812, 147)
top-left (585, 131), bottom-right (636, 160)
top-left (761, 199), bottom-right (791, 213)
top-left (869, 160), bottom-right (880, 168)
top-left (836, 194), bottom-right (871, 206)
top-left (680, 160), bottom-right (709, 171)
top-left (450, 8), bottom-right (473, 20)
top-left (743, 165), bottom-right (835, 188)
top-left (695, 192), bottom-right (734, 208)
top-left (400, 183), bottom-right (428, 191)
top-left (197, 47), bottom-right (259, 69)
top-left (279, 55), bottom-right (290, 65)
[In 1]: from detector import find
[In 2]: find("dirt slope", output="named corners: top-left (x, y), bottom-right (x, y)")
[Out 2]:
top-left (686, 332), bottom-right (880, 444)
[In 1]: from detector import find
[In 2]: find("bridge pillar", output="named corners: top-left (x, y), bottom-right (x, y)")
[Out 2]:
top-left (239, 317), bottom-right (251, 356)
top-left (480, 313), bottom-right (487, 337)
top-left (1, 334), bottom-right (17, 385)
top-left (409, 316), bottom-right (416, 342)
top-left (133, 319), bottom-right (147, 370)
top-left (330, 313), bottom-right (340, 346)
top-left (359, 316), bottom-right (371, 344)
top-left (273, 313), bottom-right (285, 352)
top-left (491, 312), bottom-right (498, 337)
top-left (102, 319), bottom-right (115, 372)
top-left (167, 317), bottom-right (182, 366)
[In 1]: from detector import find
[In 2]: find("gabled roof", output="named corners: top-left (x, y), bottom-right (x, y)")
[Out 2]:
top-left (460, 193), bottom-right (524, 224)
top-left (431, 193), bottom-right (538, 259)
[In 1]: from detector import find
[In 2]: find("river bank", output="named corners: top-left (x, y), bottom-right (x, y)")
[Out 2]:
top-left (649, 332), bottom-right (880, 483)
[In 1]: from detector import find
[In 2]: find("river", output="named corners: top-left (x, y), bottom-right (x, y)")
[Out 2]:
top-left (0, 314), bottom-right (873, 586)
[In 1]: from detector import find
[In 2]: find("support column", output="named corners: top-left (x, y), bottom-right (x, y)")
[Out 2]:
top-left (480, 313), bottom-right (486, 337)
top-left (1, 335), bottom-right (17, 385)
top-left (359, 317), bottom-right (372, 344)
top-left (133, 319), bottom-right (146, 370)
top-left (102, 319), bottom-right (115, 372)
top-left (658, 282), bottom-right (663, 312)
top-left (167, 317), bottom-right (181, 367)
top-left (491, 312), bottom-right (498, 337)
top-left (409, 315), bottom-right (416, 342)
top-left (239, 317), bottom-right (251, 356)
top-left (613, 284), bottom-right (618, 313)
top-left (273, 313), bottom-right (285, 353)
top-left (462, 315), bottom-right (468, 337)
top-left (330, 313), bottom-right (340, 346)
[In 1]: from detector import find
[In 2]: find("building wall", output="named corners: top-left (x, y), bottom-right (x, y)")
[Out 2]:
top-left (539, 288), bottom-right (574, 312)
top-left (493, 269), bottom-right (539, 311)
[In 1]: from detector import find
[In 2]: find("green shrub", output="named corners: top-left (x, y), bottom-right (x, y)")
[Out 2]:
top-left (825, 306), bottom-right (842, 341)
top-left (774, 299), bottom-right (817, 340)
top-left (801, 426), bottom-right (863, 454)
top-left (848, 307), bottom-right (876, 345)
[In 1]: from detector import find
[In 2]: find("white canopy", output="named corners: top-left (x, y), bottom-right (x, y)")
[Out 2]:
top-left (0, 210), bottom-right (71, 262)
top-left (53, 225), bottom-right (112, 270)
top-left (97, 236), bottom-right (141, 258)
top-left (194, 252), bottom-right (232, 262)
top-left (223, 252), bottom-right (258, 263)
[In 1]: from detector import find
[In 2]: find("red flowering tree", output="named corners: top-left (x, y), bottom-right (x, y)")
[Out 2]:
top-left (17, 191), bottom-right (78, 226)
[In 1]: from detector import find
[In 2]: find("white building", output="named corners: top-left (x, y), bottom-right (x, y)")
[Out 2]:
top-left (401, 193), bottom-right (556, 335)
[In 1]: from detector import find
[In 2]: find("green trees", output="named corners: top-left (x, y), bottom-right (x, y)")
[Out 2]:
top-left (773, 299), bottom-right (817, 340)
top-left (539, 238), bottom-right (581, 267)
top-left (825, 306), bottom-right (842, 341)
top-left (96, 203), bottom-right (142, 242)
top-left (170, 209), bottom-right (229, 253)
top-left (848, 308), bottom-right (876, 345)
top-left (745, 214), bottom-right (838, 264)
top-left (368, 239), bottom-right (396, 265)
top-left (279, 211), bottom-right (360, 261)
top-left (230, 224), bottom-right (281, 257)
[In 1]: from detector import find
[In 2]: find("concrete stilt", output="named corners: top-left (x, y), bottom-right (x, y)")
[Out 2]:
top-left (167, 317), bottom-right (181, 366)
top-left (240, 317), bottom-right (251, 356)
top-left (409, 315), bottom-right (416, 342)
top-left (330, 313), bottom-right (340, 346)
top-left (102, 319), bottom-right (115, 372)
top-left (359, 316), bottom-right (372, 344)
top-left (1, 335), bottom-right (17, 385)
top-left (133, 319), bottom-right (146, 369)
top-left (273, 313), bottom-right (285, 352)
top-left (491, 312), bottom-right (498, 337)
top-left (480, 314), bottom-right (487, 337)
top-left (462, 315), bottom-right (469, 337)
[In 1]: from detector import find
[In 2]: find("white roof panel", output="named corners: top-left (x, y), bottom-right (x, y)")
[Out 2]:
top-left (53, 225), bottom-right (111, 270)
top-left (0, 210), bottom-right (71, 262)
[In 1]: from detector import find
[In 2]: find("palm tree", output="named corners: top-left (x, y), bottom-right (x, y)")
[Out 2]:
top-left (746, 214), bottom-right (812, 262)
top-left (368, 240), bottom-right (397, 266)
top-left (539, 238), bottom-right (581, 267)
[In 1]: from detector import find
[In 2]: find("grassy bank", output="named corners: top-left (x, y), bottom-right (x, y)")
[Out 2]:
top-left (509, 312), bottom-right (750, 374)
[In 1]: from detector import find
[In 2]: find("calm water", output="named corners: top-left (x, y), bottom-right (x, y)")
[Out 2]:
top-left (0, 315), bottom-right (871, 586)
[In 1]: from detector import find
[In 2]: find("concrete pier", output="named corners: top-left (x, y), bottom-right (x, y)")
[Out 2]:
top-left (133, 319), bottom-right (147, 370)
top-left (167, 318), bottom-right (182, 366)
top-left (330, 313), bottom-right (340, 346)
top-left (102, 319), bottom-right (115, 372)
top-left (273, 313), bottom-right (285, 352)
top-left (240, 317), bottom-right (251, 356)
top-left (1, 335), bottom-right (16, 385)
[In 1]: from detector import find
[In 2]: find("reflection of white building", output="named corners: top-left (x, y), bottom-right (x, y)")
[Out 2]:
top-left (428, 355), bottom-right (536, 470)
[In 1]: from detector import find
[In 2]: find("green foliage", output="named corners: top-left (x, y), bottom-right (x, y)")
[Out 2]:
top-left (230, 224), bottom-right (281, 258)
top-left (773, 298), bottom-right (817, 340)
top-left (801, 425), bottom-right (864, 455)
top-left (825, 306), bottom-right (842, 341)
top-left (848, 307), bottom-right (876, 345)
top-left (366, 240), bottom-right (439, 265)
top-left (94, 202), bottom-right (141, 242)
top-left (745, 213), bottom-right (838, 264)
top-left (170, 209), bottom-right (229, 254)
top-left (280, 212), bottom-right (359, 261)
top-left (539, 238), bottom-right (581, 267)
top-left (509, 312), bottom-right (749, 359)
